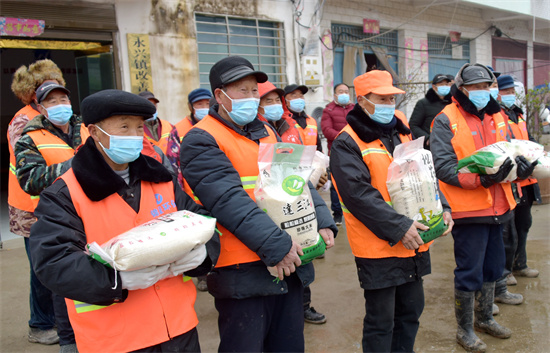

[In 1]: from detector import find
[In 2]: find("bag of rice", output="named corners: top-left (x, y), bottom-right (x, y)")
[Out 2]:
top-left (533, 152), bottom-right (550, 179)
top-left (87, 210), bottom-right (216, 271)
top-left (255, 143), bottom-right (326, 266)
top-left (386, 137), bottom-right (448, 243)
top-left (309, 151), bottom-right (329, 187)
top-left (457, 139), bottom-right (545, 182)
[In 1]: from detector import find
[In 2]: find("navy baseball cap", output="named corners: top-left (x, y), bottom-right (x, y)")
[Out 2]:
top-left (497, 75), bottom-right (515, 90)
top-left (188, 88), bottom-right (212, 104)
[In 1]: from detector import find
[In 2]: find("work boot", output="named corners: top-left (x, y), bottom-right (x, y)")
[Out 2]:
top-left (506, 273), bottom-right (517, 286)
top-left (304, 307), bottom-right (327, 324)
top-left (474, 282), bottom-right (512, 339)
top-left (494, 278), bottom-right (523, 305)
top-left (493, 304), bottom-right (499, 316)
top-left (59, 343), bottom-right (78, 353)
top-left (28, 327), bottom-right (59, 345)
top-left (513, 267), bottom-right (539, 278)
top-left (196, 276), bottom-right (208, 292)
top-left (455, 289), bottom-right (487, 353)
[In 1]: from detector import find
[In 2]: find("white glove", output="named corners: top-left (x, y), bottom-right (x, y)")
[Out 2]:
top-left (168, 244), bottom-right (207, 277)
top-left (120, 264), bottom-right (170, 290)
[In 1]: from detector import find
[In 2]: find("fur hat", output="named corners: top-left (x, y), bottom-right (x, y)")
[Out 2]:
top-left (11, 59), bottom-right (65, 105)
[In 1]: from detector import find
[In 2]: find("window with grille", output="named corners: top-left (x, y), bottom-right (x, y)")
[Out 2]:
top-left (195, 14), bottom-right (287, 89)
top-left (330, 24), bottom-right (399, 86)
top-left (427, 34), bottom-right (470, 79)
top-left (331, 24), bottom-right (398, 51)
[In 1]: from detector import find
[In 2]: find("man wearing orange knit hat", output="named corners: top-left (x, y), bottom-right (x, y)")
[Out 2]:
top-left (330, 70), bottom-right (453, 352)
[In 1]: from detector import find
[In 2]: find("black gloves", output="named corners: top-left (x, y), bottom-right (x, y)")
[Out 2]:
top-left (515, 156), bottom-right (538, 179)
top-left (480, 157), bottom-right (513, 188)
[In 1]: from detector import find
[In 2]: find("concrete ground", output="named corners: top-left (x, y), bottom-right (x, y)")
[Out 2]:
top-left (1, 192), bottom-right (549, 353)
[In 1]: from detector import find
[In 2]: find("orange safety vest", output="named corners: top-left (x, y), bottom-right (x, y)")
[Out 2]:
top-left (61, 169), bottom-right (197, 353)
top-left (192, 115), bottom-right (278, 267)
top-left (174, 117), bottom-right (195, 142)
top-left (8, 105), bottom-right (41, 211)
top-left (141, 138), bottom-right (162, 163)
top-left (145, 118), bottom-right (173, 154)
top-left (12, 120), bottom-right (89, 211)
top-left (294, 115), bottom-right (318, 146)
top-left (334, 111), bottom-right (432, 259)
top-left (438, 104), bottom-right (516, 213)
top-left (505, 113), bottom-right (537, 187)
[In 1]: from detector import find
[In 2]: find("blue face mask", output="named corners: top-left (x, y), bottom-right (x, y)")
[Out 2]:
top-left (363, 98), bottom-right (396, 125)
top-left (44, 104), bottom-right (73, 125)
top-left (490, 88), bottom-right (499, 100)
top-left (288, 98), bottom-right (306, 113)
top-left (337, 94), bottom-right (350, 105)
top-left (436, 85), bottom-right (451, 97)
top-left (146, 111), bottom-right (158, 122)
top-left (465, 89), bottom-right (491, 110)
top-left (261, 104), bottom-right (284, 121)
top-left (501, 94), bottom-right (516, 108)
top-left (194, 108), bottom-right (209, 120)
top-left (221, 90), bottom-right (260, 126)
top-left (96, 125), bottom-right (143, 165)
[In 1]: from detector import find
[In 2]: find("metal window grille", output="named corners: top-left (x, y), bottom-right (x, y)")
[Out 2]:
top-left (195, 13), bottom-right (287, 89)
top-left (427, 34), bottom-right (470, 58)
top-left (331, 24), bottom-right (398, 54)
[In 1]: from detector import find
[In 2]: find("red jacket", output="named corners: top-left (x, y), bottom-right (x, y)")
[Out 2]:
top-left (321, 101), bottom-right (354, 153)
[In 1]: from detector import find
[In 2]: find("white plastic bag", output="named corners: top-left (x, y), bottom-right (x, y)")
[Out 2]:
top-left (309, 151), bottom-right (329, 187)
top-left (533, 152), bottom-right (550, 179)
top-left (255, 143), bottom-right (319, 249)
top-left (87, 210), bottom-right (215, 271)
top-left (386, 137), bottom-right (446, 242)
top-left (457, 139), bottom-right (545, 182)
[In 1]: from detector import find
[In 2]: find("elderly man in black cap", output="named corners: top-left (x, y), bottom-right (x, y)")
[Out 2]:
top-left (28, 89), bottom-right (210, 353)
top-left (180, 56), bottom-right (337, 352)
top-left (283, 84), bottom-right (322, 151)
top-left (409, 73), bottom-right (453, 149)
top-left (431, 64), bottom-right (537, 353)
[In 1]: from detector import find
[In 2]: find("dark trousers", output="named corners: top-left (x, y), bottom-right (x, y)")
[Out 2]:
top-left (53, 294), bottom-right (75, 345)
top-left (501, 215), bottom-right (518, 278)
top-left (513, 185), bottom-right (535, 270)
top-left (24, 237), bottom-right (55, 330)
top-left (452, 223), bottom-right (505, 291)
top-left (362, 279), bottom-right (425, 353)
top-left (329, 180), bottom-right (342, 218)
top-left (131, 327), bottom-right (200, 352)
top-left (303, 285), bottom-right (311, 310)
top-left (215, 274), bottom-right (304, 352)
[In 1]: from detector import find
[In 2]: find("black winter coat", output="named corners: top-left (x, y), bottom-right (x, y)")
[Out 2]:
top-left (409, 88), bottom-right (451, 148)
top-left (180, 107), bottom-right (337, 299)
top-left (330, 104), bottom-right (450, 290)
top-left (29, 138), bottom-right (209, 305)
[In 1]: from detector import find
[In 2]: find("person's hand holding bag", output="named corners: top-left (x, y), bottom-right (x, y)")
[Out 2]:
top-left (168, 244), bottom-right (208, 277)
top-left (479, 157), bottom-right (514, 188)
top-left (120, 264), bottom-right (170, 290)
top-left (515, 155), bottom-right (538, 179)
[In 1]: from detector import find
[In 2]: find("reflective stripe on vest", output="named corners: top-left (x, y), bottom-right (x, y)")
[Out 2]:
top-left (61, 169), bottom-right (197, 353)
top-left (192, 115), bottom-right (278, 267)
top-left (7, 105), bottom-right (41, 212)
top-left (14, 123), bottom-right (89, 211)
top-left (294, 116), bottom-right (318, 146)
top-left (333, 111), bottom-right (430, 259)
top-left (438, 104), bottom-right (516, 212)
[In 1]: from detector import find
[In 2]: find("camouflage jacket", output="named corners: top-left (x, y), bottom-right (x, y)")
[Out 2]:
top-left (15, 114), bottom-right (86, 196)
